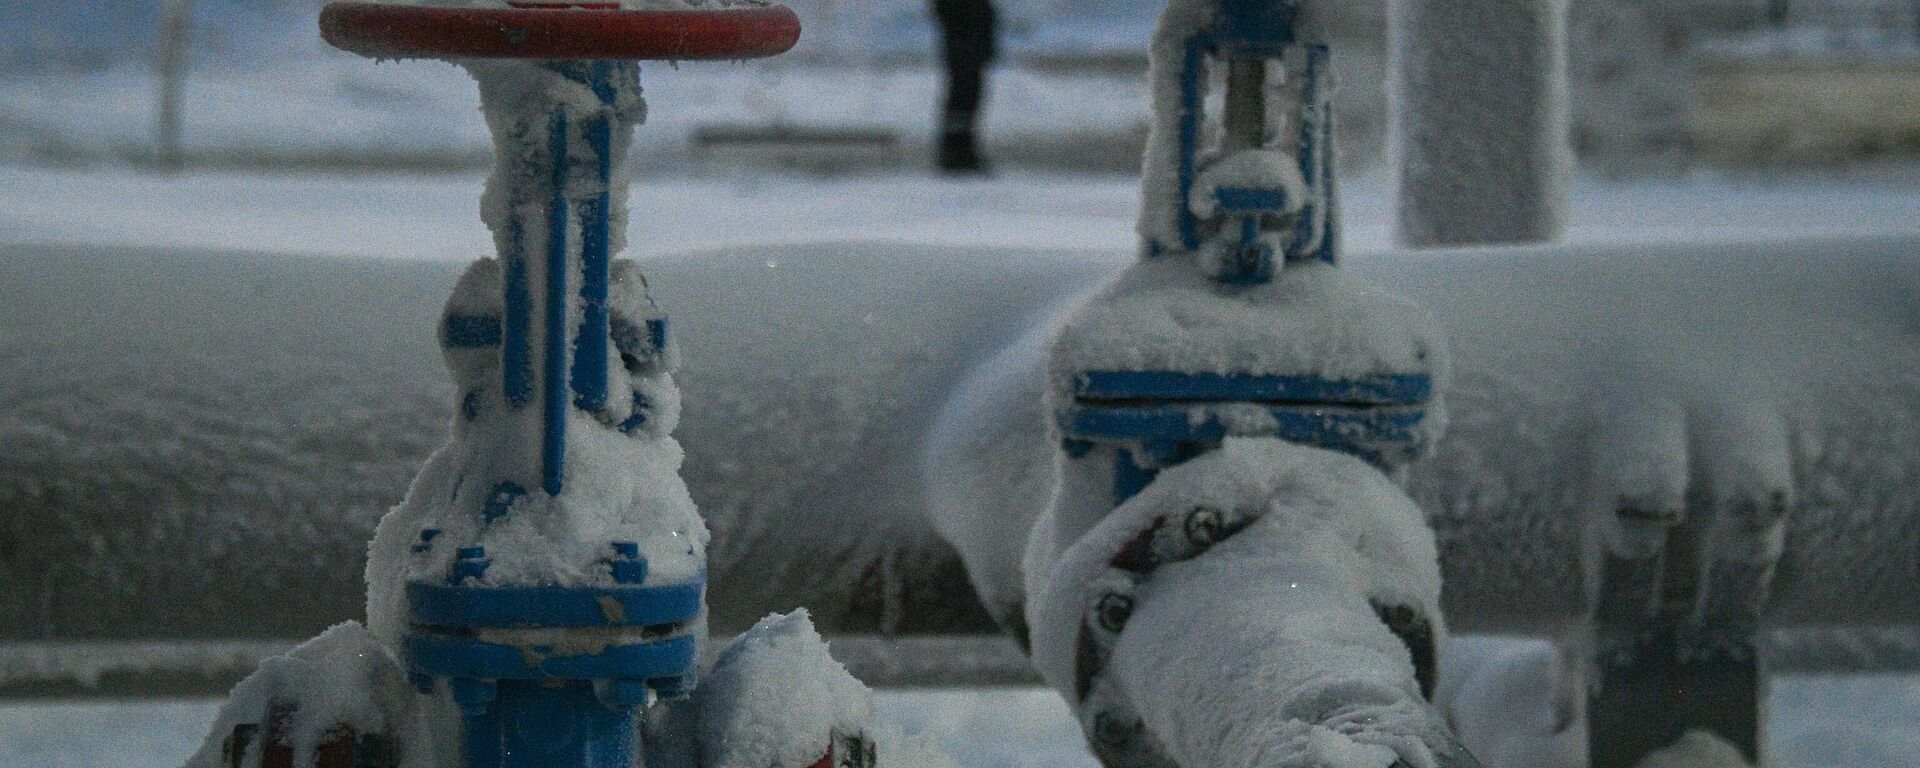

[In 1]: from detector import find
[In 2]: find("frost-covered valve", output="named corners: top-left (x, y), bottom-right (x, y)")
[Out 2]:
top-left (1031, 2), bottom-right (1462, 765)
top-left (1149, 0), bottom-right (1334, 281)
top-left (313, 3), bottom-right (799, 767)
top-left (1059, 0), bottom-right (1435, 518)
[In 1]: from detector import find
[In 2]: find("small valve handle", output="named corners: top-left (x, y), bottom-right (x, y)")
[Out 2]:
top-left (320, 2), bottom-right (801, 61)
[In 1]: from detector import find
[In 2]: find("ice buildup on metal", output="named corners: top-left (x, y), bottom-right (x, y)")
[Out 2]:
top-left (1064, 0), bottom-right (1436, 511)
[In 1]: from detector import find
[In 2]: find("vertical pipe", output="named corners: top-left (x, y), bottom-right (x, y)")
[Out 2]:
top-left (1389, 0), bottom-right (1570, 247)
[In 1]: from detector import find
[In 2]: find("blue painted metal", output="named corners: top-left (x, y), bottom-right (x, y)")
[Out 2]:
top-left (407, 579), bottom-right (703, 629)
top-left (445, 315), bottom-right (504, 348)
top-left (503, 221), bottom-right (534, 406)
top-left (1172, 35), bottom-right (1208, 254)
top-left (450, 546), bottom-right (491, 584)
top-left (1066, 368), bottom-right (1432, 496)
top-left (449, 680), bottom-right (639, 768)
top-left (1109, 441), bottom-right (1207, 504)
top-left (450, 677), bottom-right (498, 713)
top-left (608, 541), bottom-right (649, 585)
top-left (407, 633), bottom-right (698, 681)
top-left (617, 392), bottom-right (651, 434)
top-left (1213, 187), bottom-right (1291, 215)
top-left (462, 706), bottom-right (504, 766)
top-left (1068, 1), bottom-right (1425, 510)
top-left (1163, 2), bottom-right (1336, 275)
top-left (1217, 0), bottom-right (1298, 50)
top-left (1284, 45), bottom-right (1332, 266)
top-left (399, 60), bottom-right (701, 768)
top-left (571, 110), bottom-right (614, 414)
top-left (648, 318), bottom-right (668, 356)
top-left (1059, 402), bottom-right (1424, 462)
top-left (610, 316), bottom-right (667, 363)
top-left (1112, 449), bottom-right (1158, 507)
top-left (543, 109), bottom-right (572, 497)
top-left (1073, 371), bottom-right (1431, 405)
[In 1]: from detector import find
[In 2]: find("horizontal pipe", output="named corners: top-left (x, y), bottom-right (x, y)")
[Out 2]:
top-left (1, 237), bottom-right (1915, 645)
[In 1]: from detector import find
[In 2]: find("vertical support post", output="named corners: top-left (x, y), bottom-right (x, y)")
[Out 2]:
top-left (1288, 45), bottom-right (1333, 266)
top-left (155, 0), bottom-right (194, 172)
top-left (1389, 0), bottom-right (1570, 247)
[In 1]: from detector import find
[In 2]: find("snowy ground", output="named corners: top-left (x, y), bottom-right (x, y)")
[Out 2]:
top-left (4, 666), bottom-right (1918, 768)
top-left (0, 161), bottom-right (1917, 767)
top-left (0, 50), bottom-right (1155, 171)
top-left (1, 688), bottom-right (1097, 768)
top-left (3, 164), bottom-right (1918, 263)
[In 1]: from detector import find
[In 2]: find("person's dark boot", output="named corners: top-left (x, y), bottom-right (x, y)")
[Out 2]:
top-left (937, 129), bottom-right (987, 175)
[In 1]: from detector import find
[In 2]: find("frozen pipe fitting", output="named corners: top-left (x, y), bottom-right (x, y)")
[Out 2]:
top-left (317, 5), bottom-right (801, 767)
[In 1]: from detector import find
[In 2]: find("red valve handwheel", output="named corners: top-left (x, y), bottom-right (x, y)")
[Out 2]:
top-left (319, 2), bottom-right (801, 61)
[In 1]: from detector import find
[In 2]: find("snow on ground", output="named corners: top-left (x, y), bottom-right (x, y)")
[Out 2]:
top-left (2, 164), bottom-right (1917, 264)
top-left (0, 166), bottom-right (1141, 262)
top-left (0, 53), bottom-right (1150, 170)
top-left (0, 689), bottom-right (1094, 768)
top-left (4, 671), bottom-right (1919, 768)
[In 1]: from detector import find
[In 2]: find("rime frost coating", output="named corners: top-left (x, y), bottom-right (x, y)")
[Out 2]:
top-left (1025, 440), bottom-right (1456, 768)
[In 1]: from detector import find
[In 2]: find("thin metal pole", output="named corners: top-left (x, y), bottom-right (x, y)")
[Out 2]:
top-left (155, 0), bottom-right (194, 172)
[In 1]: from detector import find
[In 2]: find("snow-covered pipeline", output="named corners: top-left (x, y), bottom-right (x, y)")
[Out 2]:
top-left (0, 236), bottom-right (1915, 644)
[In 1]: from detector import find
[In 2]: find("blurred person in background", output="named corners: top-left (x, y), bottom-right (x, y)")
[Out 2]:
top-left (931, 0), bottom-right (996, 174)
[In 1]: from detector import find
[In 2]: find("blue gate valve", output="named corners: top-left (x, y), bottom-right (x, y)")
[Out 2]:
top-left (1156, 0), bottom-right (1337, 280)
top-left (1058, 0), bottom-right (1437, 511)
top-left (319, 4), bottom-right (801, 767)
top-left (1036, 5), bottom-right (1455, 765)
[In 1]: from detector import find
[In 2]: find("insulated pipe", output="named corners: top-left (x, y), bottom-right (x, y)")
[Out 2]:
top-left (1389, 0), bottom-right (1571, 247)
top-left (1, 239), bottom-right (1918, 674)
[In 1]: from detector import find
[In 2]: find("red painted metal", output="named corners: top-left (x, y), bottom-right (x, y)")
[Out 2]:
top-left (320, 2), bottom-right (801, 61)
top-left (251, 700), bottom-right (361, 768)
top-left (260, 701), bottom-right (295, 768)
